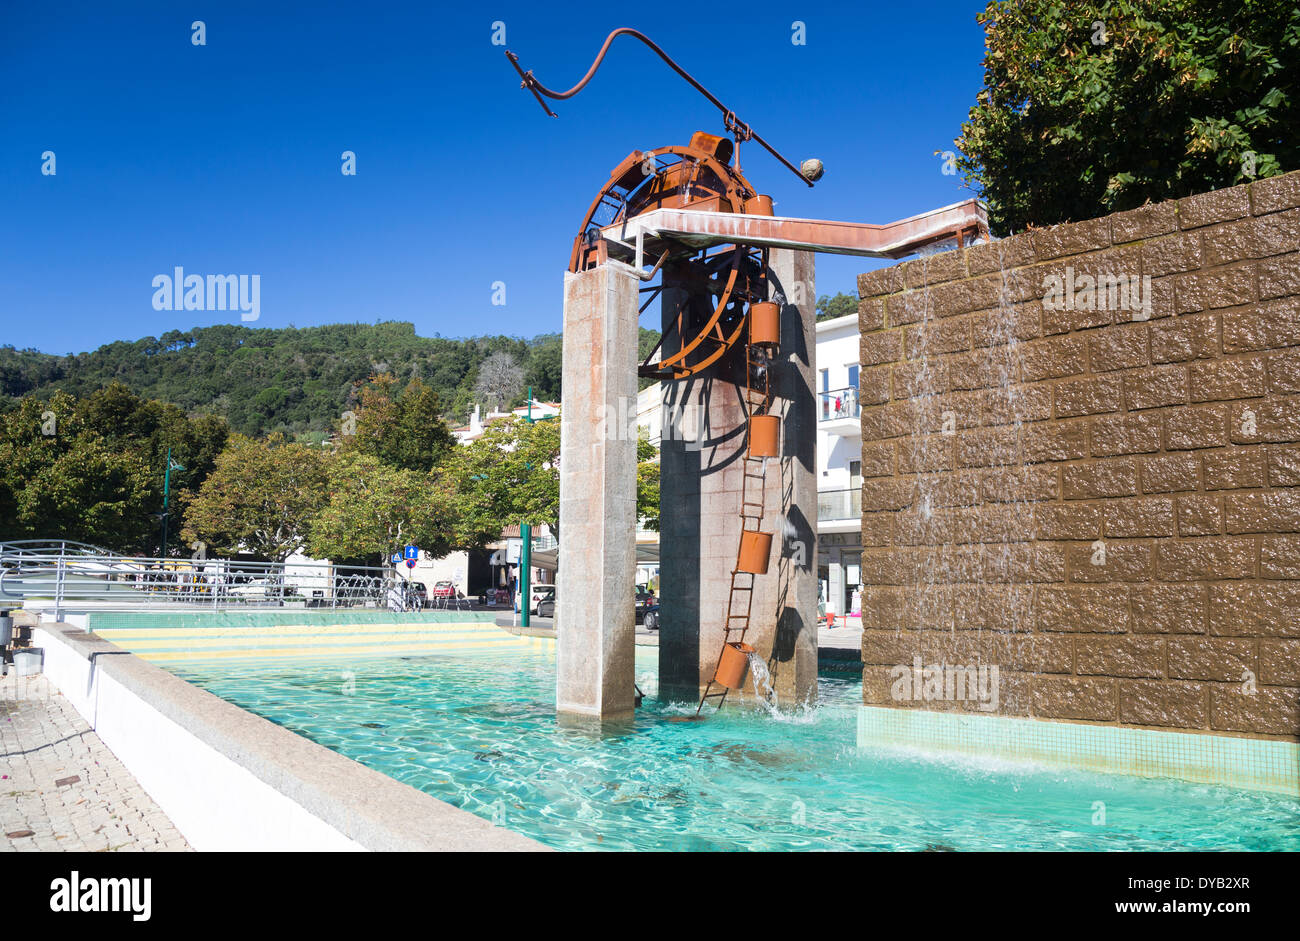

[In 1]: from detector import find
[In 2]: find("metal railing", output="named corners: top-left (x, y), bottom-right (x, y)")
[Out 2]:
top-left (0, 542), bottom-right (410, 617)
top-left (819, 387), bottom-right (860, 422)
top-left (817, 488), bottom-right (862, 522)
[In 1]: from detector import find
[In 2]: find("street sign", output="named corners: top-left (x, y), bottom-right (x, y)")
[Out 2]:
top-left (406, 559), bottom-right (417, 569)
top-left (390, 552), bottom-right (401, 564)
top-left (404, 545), bottom-right (419, 560)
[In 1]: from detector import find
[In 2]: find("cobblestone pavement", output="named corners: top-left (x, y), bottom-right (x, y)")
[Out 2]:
top-left (0, 673), bottom-right (191, 852)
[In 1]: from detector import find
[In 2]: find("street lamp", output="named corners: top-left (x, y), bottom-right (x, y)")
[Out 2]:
top-left (160, 448), bottom-right (185, 558)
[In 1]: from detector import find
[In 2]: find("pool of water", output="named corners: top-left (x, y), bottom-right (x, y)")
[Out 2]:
top-left (168, 644), bottom-right (1300, 851)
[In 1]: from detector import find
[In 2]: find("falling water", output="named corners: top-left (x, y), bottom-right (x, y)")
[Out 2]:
top-left (894, 235), bottom-right (1038, 711)
top-left (746, 650), bottom-right (779, 714)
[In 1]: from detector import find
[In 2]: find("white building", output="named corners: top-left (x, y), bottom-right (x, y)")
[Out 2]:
top-left (635, 312), bottom-right (865, 620)
top-left (814, 313), bottom-right (863, 619)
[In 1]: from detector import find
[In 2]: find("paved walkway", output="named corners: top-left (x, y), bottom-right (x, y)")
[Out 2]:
top-left (0, 673), bottom-right (190, 852)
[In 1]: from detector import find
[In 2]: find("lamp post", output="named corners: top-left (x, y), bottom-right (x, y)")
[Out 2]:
top-left (160, 448), bottom-right (185, 558)
top-left (520, 386), bottom-right (533, 627)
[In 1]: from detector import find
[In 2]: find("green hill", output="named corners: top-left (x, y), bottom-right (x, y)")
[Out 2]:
top-left (0, 322), bottom-right (662, 436)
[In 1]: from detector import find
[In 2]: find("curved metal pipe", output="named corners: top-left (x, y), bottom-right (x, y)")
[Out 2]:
top-left (506, 28), bottom-right (814, 188)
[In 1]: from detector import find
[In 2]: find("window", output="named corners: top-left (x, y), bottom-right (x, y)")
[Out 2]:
top-left (847, 364), bottom-right (859, 390)
top-left (820, 368), bottom-right (829, 393)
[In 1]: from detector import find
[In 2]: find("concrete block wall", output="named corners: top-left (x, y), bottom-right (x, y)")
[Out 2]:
top-left (856, 170), bottom-right (1300, 740)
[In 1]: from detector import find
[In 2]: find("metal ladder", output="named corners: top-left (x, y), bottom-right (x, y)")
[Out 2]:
top-left (697, 306), bottom-right (775, 715)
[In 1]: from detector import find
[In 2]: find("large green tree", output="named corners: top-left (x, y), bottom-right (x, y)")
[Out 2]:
top-left (448, 416), bottom-right (563, 548)
top-left (181, 434), bottom-right (326, 561)
top-left (307, 453), bottom-right (458, 565)
top-left (0, 386), bottom-right (227, 550)
top-left (447, 416), bottom-right (662, 547)
top-left (956, 0), bottom-right (1300, 233)
top-left (340, 374), bottom-right (455, 473)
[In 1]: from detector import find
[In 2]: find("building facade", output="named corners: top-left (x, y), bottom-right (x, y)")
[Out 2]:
top-left (815, 313), bottom-right (863, 618)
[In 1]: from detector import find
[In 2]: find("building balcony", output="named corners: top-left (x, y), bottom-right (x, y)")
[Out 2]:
top-left (818, 388), bottom-right (860, 437)
top-left (817, 487), bottom-right (861, 533)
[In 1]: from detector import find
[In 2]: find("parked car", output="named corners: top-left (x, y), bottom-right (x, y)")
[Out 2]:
top-left (406, 581), bottom-right (428, 608)
top-left (635, 589), bottom-right (656, 624)
top-left (431, 580), bottom-right (457, 599)
top-left (529, 585), bottom-right (556, 615)
top-left (535, 585), bottom-right (556, 617)
top-left (642, 601), bottom-right (660, 631)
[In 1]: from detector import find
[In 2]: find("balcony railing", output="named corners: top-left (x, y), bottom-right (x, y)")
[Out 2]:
top-left (817, 488), bottom-right (862, 522)
top-left (819, 387), bottom-right (860, 423)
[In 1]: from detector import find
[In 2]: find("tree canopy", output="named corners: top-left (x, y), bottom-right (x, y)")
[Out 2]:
top-left (0, 384), bottom-right (229, 550)
top-left (956, 0), bottom-right (1299, 233)
top-left (180, 434), bottom-right (327, 561)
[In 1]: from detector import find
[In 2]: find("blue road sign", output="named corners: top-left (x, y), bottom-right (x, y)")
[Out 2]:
top-left (404, 545), bottom-right (419, 560)
top-left (406, 559), bottom-right (417, 569)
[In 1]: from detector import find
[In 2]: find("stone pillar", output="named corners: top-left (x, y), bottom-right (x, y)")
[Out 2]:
top-left (658, 249), bottom-right (819, 706)
top-left (555, 260), bottom-right (639, 722)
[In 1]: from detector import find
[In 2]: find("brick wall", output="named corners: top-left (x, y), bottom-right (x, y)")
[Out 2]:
top-left (856, 170), bottom-right (1300, 740)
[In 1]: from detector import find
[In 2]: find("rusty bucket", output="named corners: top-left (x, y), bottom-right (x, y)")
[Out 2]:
top-left (736, 530), bottom-right (772, 574)
top-left (749, 301), bottom-right (780, 348)
top-left (744, 194), bottom-right (774, 216)
top-left (747, 414), bottom-right (780, 458)
top-left (714, 642), bottom-right (755, 690)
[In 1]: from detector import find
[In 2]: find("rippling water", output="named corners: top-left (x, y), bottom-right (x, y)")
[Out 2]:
top-left (169, 646), bottom-right (1300, 851)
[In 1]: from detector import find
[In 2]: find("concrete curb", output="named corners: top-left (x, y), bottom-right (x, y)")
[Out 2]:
top-left (35, 624), bottom-right (550, 852)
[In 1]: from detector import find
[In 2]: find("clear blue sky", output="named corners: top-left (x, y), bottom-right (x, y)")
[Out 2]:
top-left (1, 0), bottom-right (987, 355)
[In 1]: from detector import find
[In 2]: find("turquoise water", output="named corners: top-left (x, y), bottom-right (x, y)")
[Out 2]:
top-left (169, 645), bottom-right (1300, 851)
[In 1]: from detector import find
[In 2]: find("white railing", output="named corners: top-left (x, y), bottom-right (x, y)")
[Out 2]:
top-left (0, 542), bottom-right (409, 618)
top-left (819, 387), bottom-right (860, 422)
top-left (817, 488), bottom-right (862, 522)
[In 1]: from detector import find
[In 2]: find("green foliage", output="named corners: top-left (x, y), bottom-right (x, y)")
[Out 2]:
top-left (341, 375), bottom-right (455, 473)
top-left (636, 431), bottom-right (660, 532)
top-left (956, 0), bottom-right (1300, 233)
top-left (180, 434), bottom-right (327, 561)
top-left (307, 453), bottom-right (457, 565)
top-left (0, 384), bottom-right (229, 550)
top-left (447, 416), bottom-right (562, 547)
top-left (816, 292), bottom-right (859, 322)
top-left (0, 322), bottom-right (582, 437)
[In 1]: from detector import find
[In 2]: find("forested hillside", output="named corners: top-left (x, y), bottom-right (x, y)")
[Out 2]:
top-left (0, 322), bottom-right (662, 436)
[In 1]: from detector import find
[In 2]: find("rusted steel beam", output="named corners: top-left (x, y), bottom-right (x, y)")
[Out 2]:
top-left (601, 199), bottom-right (989, 260)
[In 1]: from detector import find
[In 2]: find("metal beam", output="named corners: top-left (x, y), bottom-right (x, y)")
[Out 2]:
top-left (600, 199), bottom-right (989, 261)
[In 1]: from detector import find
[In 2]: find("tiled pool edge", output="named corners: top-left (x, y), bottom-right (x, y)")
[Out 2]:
top-left (33, 623), bottom-right (550, 852)
top-left (857, 705), bottom-right (1300, 798)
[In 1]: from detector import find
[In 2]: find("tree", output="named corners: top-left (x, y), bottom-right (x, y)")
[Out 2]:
top-left (0, 387), bottom-right (226, 551)
top-left (636, 432), bottom-right (660, 532)
top-left (473, 352), bottom-right (524, 413)
top-left (956, 0), bottom-right (1300, 233)
top-left (11, 436), bottom-right (154, 548)
top-left (448, 415), bottom-right (662, 547)
top-left (181, 434), bottom-right (326, 561)
top-left (341, 374), bottom-right (455, 473)
top-left (816, 292), bottom-right (859, 322)
top-left (448, 416), bottom-right (561, 547)
top-left (307, 453), bottom-right (457, 564)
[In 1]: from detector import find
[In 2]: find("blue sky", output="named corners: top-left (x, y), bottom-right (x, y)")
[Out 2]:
top-left (0, 1), bottom-right (988, 355)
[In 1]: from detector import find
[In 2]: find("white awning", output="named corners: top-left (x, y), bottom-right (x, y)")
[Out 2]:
top-left (527, 541), bottom-right (659, 573)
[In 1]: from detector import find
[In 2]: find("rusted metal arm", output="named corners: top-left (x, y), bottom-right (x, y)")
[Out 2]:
top-left (602, 199), bottom-right (990, 260)
top-left (505, 28), bottom-right (814, 188)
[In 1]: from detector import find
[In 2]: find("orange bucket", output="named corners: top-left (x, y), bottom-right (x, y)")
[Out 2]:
top-left (736, 530), bottom-right (772, 574)
top-left (744, 194), bottom-right (774, 216)
top-left (714, 642), bottom-right (755, 690)
top-left (749, 301), bottom-right (780, 348)
top-left (747, 414), bottom-right (780, 458)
